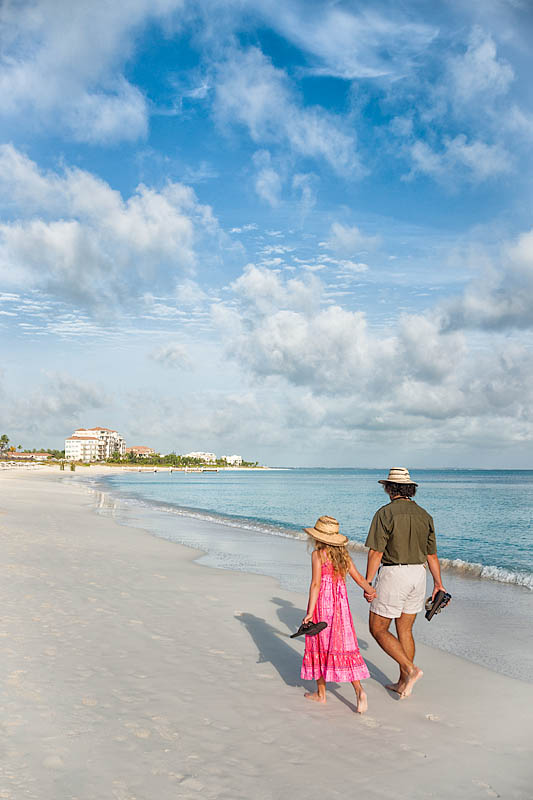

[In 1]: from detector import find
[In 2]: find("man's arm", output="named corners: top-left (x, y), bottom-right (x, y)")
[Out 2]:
top-left (426, 553), bottom-right (445, 600)
top-left (366, 549), bottom-right (383, 584)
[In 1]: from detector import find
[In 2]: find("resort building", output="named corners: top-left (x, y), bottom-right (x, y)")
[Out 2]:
top-left (184, 451), bottom-right (216, 463)
top-left (65, 427), bottom-right (126, 461)
top-left (65, 436), bottom-right (100, 461)
top-left (125, 446), bottom-right (156, 458)
top-left (223, 455), bottom-right (243, 466)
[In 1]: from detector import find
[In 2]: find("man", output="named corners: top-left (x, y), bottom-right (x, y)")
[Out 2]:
top-left (364, 467), bottom-right (445, 698)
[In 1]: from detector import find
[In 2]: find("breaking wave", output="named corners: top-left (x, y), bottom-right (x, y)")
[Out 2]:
top-left (438, 557), bottom-right (533, 590)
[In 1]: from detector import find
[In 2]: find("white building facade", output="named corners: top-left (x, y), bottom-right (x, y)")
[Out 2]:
top-left (65, 427), bottom-right (126, 461)
top-left (65, 436), bottom-right (100, 461)
top-left (184, 451), bottom-right (216, 463)
top-left (224, 455), bottom-right (243, 466)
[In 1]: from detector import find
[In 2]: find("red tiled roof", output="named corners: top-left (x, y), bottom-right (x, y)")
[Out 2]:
top-left (87, 427), bottom-right (117, 432)
top-left (126, 446), bottom-right (154, 452)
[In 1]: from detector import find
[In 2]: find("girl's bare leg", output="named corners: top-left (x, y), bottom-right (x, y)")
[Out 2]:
top-left (305, 677), bottom-right (326, 703)
top-left (352, 680), bottom-right (367, 713)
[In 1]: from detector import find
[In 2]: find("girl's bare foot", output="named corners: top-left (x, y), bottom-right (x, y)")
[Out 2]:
top-left (399, 667), bottom-right (423, 698)
top-left (355, 690), bottom-right (368, 714)
top-left (304, 692), bottom-right (326, 703)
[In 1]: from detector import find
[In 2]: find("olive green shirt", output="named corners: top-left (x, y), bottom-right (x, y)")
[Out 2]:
top-left (365, 499), bottom-right (437, 566)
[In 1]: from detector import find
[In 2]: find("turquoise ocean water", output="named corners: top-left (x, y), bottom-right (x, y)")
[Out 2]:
top-left (96, 468), bottom-right (533, 590)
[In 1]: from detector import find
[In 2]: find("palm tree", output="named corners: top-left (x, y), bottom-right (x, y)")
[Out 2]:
top-left (0, 434), bottom-right (9, 453)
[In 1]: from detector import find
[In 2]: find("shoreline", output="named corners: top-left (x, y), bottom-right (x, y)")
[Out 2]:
top-left (1, 467), bottom-right (532, 798)
top-left (86, 466), bottom-right (533, 591)
top-left (86, 472), bottom-right (533, 683)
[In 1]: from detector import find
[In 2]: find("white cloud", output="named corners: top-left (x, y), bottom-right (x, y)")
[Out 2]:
top-left (0, 145), bottom-right (218, 308)
top-left (149, 342), bottom-right (192, 369)
top-left (253, 151), bottom-right (282, 207)
top-left (328, 223), bottom-right (381, 255)
top-left (407, 135), bottom-right (512, 183)
top-left (229, 224), bottom-right (258, 234)
top-left (292, 173), bottom-right (317, 215)
top-left (228, 264), bottom-right (321, 315)
top-left (0, 371), bottom-right (110, 439)
top-left (255, 0), bottom-right (438, 80)
top-left (214, 47), bottom-right (357, 172)
top-left (212, 263), bottom-right (533, 450)
top-left (448, 27), bottom-right (514, 105)
top-left (0, 0), bottom-right (186, 143)
top-left (443, 228), bottom-right (533, 331)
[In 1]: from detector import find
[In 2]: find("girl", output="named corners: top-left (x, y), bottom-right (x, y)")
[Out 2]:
top-left (301, 515), bottom-right (375, 713)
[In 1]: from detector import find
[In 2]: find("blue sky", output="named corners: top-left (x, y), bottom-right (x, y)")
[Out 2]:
top-left (1, 0), bottom-right (533, 466)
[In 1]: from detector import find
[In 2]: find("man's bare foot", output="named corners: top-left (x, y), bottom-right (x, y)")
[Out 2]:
top-left (385, 681), bottom-right (402, 694)
top-left (304, 692), bottom-right (326, 704)
top-left (355, 690), bottom-right (368, 714)
top-left (399, 667), bottom-right (423, 698)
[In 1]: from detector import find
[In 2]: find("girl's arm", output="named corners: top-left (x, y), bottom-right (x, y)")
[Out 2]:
top-left (303, 550), bottom-right (322, 623)
top-left (348, 558), bottom-right (376, 598)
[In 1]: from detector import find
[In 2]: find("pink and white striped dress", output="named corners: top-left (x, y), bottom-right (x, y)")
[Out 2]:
top-left (301, 557), bottom-right (370, 683)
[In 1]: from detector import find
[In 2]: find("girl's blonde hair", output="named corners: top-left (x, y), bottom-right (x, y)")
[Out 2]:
top-left (314, 540), bottom-right (351, 578)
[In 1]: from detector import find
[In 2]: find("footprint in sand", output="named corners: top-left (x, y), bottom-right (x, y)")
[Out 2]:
top-left (400, 743), bottom-right (427, 758)
top-left (472, 779), bottom-right (500, 797)
top-left (360, 716), bottom-right (380, 728)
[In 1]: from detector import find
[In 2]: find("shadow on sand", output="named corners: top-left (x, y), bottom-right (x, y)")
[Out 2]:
top-left (237, 596), bottom-right (393, 711)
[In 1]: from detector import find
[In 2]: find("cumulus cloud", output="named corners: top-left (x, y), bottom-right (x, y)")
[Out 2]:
top-left (212, 263), bottom-right (533, 450)
top-left (214, 47), bottom-right (357, 173)
top-left (0, 0), bottom-right (186, 143)
top-left (327, 223), bottom-right (381, 255)
top-left (443, 228), bottom-right (533, 331)
top-left (0, 145), bottom-right (218, 309)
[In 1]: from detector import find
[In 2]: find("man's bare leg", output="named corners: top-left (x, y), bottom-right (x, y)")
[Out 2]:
top-left (305, 676), bottom-right (326, 703)
top-left (369, 612), bottom-right (423, 698)
top-left (386, 613), bottom-right (417, 693)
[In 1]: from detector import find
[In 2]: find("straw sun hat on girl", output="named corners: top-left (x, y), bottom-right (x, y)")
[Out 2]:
top-left (303, 515), bottom-right (348, 547)
top-left (378, 467), bottom-right (418, 486)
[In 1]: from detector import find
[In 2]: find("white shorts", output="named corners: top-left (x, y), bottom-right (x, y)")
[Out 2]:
top-left (370, 564), bottom-right (427, 619)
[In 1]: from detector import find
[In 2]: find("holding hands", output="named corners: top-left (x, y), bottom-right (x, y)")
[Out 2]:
top-left (364, 587), bottom-right (376, 603)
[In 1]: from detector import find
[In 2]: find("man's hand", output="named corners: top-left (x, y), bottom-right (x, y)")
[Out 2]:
top-left (364, 589), bottom-right (376, 603)
top-left (431, 584), bottom-right (445, 601)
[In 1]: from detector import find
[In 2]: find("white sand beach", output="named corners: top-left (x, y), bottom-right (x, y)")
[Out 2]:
top-left (1, 468), bottom-right (532, 800)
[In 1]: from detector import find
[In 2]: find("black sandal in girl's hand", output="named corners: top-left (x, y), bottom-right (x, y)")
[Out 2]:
top-left (290, 621), bottom-right (328, 638)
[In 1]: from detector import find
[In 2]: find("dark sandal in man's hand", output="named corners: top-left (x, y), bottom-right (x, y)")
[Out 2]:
top-left (425, 590), bottom-right (452, 621)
